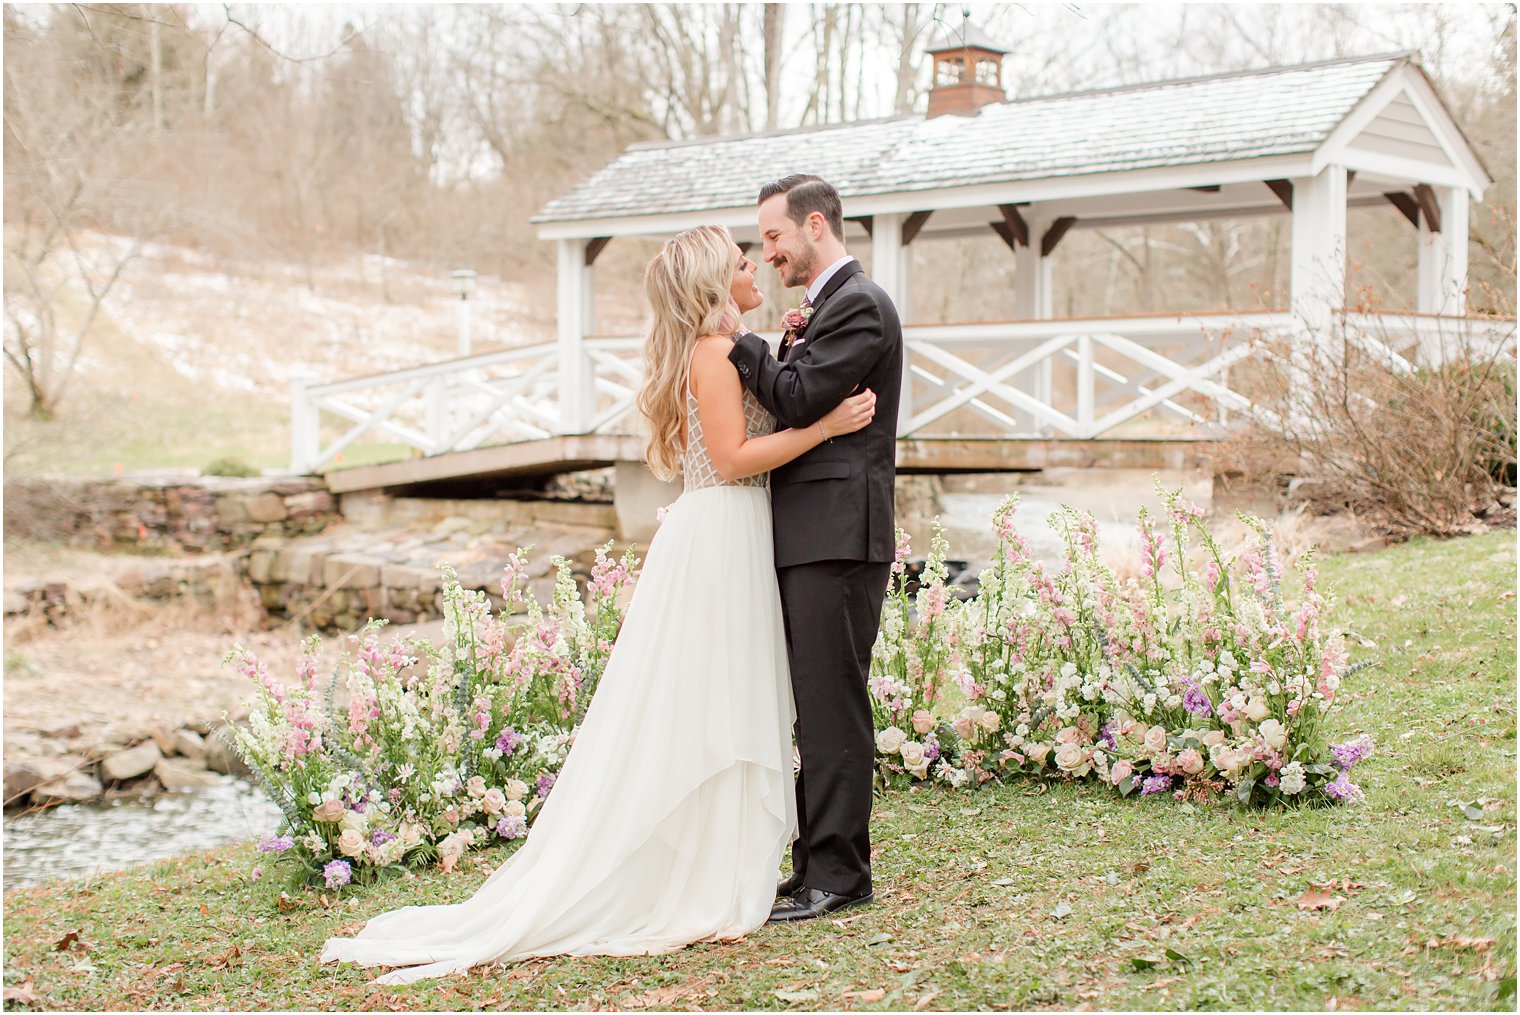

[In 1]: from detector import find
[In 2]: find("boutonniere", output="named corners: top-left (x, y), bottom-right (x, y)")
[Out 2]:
top-left (782, 300), bottom-right (814, 349)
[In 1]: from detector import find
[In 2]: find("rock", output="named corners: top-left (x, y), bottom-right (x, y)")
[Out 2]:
top-left (32, 769), bottom-right (103, 804)
top-left (101, 741), bottom-right (163, 782)
top-left (3, 587), bottom-right (28, 615)
top-left (204, 727), bottom-right (252, 777)
top-left (171, 728), bottom-right (207, 759)
top-left (5, 758), bottom-right (71, 803)
top-left (148, 728), bottom-right (178, 757)
top-left (324, 555), bottom-right (384, 589)
top-left (40, 721), bottom-right (84, 740)
top-left (154, 757), bottom-right (224, 790)
top-left (246, 493), bottom-right (288, 523)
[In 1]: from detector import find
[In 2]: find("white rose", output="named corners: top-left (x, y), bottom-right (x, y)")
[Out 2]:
top-left (900, 741), bottom-right (927, 768)
top-left (505, 779), bottom-right (529, 802)
top-left (1243, 697), bottom-right (1269, 723)
top-left (1143, 726), bottom-right (1168, 754)
top-left (1279, 761), bottom-right (1307, 795)
top-left (504, 800), bottom-right (526, 818)
top-left (466, 776), bottom-right (487, 798)
top-left (1055, 726), bottom-right (1080, 745)
top-left (1258, 719), bottom-right (1287, 752)
top-left (1025, 742), bottom-right (1052, 765)
top-left (481, 788), bottom-right (507, 816)
top-left (337, 828), bottom-right (365, 858)
top-left (978, 711), bottom-right (1001, 734)
top-left (1054, 743), bottom-right (1086, 772)
top-left (876, 726), bottom-right (907, 755)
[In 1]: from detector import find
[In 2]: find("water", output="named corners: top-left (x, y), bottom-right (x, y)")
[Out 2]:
top-left (3, 778), bottom-right (283, 890)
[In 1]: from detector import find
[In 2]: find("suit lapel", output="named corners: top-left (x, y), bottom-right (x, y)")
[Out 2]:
top-left (783, 260), bottom-right (863, 362)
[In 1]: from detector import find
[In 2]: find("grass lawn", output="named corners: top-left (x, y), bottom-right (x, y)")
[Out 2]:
top-left (3, 530), bottom-right (1514, 1011)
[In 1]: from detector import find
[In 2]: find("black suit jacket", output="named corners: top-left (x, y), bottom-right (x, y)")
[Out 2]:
top-left (728, 260), bottom-right (902, 568)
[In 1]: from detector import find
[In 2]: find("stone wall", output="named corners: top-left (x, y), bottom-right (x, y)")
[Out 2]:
top-left (3, 475), bottom-right (341, 554)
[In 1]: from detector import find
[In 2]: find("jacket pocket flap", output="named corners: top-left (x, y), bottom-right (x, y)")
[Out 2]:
top-left (781, 460), bottom-right (851, 483)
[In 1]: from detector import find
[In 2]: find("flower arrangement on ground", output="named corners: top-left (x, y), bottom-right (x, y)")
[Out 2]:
top-left (228, 542), bottom-right (638, 889)
top-left (868, 487), bottom-right (1374, 807)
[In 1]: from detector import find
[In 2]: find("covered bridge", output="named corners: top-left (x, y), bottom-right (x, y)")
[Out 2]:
top-left (294, 40), bottom-right (1507, 528)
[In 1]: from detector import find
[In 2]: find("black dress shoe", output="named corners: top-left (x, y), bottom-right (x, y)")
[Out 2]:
top-left (775, 873), bottom-right (804, 899)
top-left (767, 887), bottom-right (874, 923)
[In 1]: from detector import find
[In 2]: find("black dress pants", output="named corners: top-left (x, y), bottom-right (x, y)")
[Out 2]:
top-left (776, 558), bottom-right (892, 898)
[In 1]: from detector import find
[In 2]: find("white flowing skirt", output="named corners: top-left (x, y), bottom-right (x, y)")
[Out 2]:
top-left (320, 485), bottom-right (796, 984)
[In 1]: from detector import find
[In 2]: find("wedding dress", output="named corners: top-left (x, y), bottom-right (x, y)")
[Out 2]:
top-left (321, 385), bottom-right (796, 984)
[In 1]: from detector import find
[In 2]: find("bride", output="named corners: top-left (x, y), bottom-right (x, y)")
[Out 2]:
top-left (320, 225), bottom-right (877, 983)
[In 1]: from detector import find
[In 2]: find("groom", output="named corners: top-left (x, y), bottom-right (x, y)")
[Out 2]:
top-left (729, 174), bottom-right (903, 921)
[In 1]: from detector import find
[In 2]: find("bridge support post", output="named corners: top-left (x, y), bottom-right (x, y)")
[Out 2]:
top-left (871, 212), bottom-right (914, 436)
top-left (558, 238), bottom-right (596, 433)
top-left (1014, 207), bottom-right (1054, 432)
top-left (290, 377), bottom-right (319, 473)
top-left (1417, 184), bottom-right (1468, 327)
top-left (613, 460), bottom-right (682, 545)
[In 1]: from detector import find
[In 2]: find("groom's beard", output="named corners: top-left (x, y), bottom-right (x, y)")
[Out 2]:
top-left (777, 242), bottom-right (818, 289)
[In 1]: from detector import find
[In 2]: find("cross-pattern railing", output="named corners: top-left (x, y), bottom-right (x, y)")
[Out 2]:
top-left (290, 312), bottom-right (1515, 473)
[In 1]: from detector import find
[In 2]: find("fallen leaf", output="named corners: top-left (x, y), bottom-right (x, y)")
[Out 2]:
top-left (773, 988), bottom-right (820, 1003)
top-left (198, 904), bottom-right (210, 916)
top-left (991, 877), bottom-right (1017, 887)
top-left (53, 931), bottom-right (90, 952)
top-left (1447, 936), bottom-right (1495, 952)
top-left (1130, 957), bottom-right (1160, 971)
top-left (914, 990), bottom-right (942, 1009)
top-left (3, 978), bottom-right (38, 1006)
top-left (843, 988), bottom-right (887, 1003)
top-left (1051, 901), bottom-right (1072, 919)
top-left (864, 932), bottom-right (894, 947)
top-left (1163, 947), bottom-right (1193, 967)
top-left (1296, 890), bottom-right (1343, 911)
top-left (1130, 861), bottom-right (1151, 875)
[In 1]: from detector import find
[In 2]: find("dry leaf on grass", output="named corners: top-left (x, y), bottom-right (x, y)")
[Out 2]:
top-left (1297, 890), bottom-right (1344, 911)
top-left (53, 931), bottom-right (91, 952)
top-left (843, 988), bottom-right (887, 1003)
top-left (3, 978), bottom-right (38, 1005)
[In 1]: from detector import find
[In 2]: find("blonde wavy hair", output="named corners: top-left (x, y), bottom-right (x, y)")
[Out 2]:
top-left (635, 225), bottom-right (738, 481)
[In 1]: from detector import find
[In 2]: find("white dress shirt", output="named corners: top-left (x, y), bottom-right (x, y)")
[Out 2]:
top-left (806, 255), bottom-right (854, 305)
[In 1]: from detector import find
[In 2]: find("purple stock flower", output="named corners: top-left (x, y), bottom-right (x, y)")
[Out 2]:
top-left (1330, 735), bottom-right (1375, 770)
top-left (322, 859), bottom-right (353, 888)
top-left (1323, 772), bottom-right (1365, 804)
top-left (536, 773), bottom-right (557, 799)
top-left (371, 829), bottom-right (396, 846)
top-left (257, 834), bottom-right (294, 854)
top-left (1098, 723), bottom-right (1118, 751)
top-left (495, 727), bottom-right (523, 757)
top-left (1183, 685), bottom-right (1214, 718)
top-left (924, 739), bottom-right (941, 763)
top-left (496, 814), bottom-right (528, 839)
top-left (1139, 774), bottom-right (1173, 797)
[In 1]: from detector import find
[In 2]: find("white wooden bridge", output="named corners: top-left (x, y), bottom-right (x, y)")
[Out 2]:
top-left (292, 52), bottom-right (1514, 508)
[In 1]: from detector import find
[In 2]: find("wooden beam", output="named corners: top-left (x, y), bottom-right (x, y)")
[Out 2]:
top-left (1188, 185), bottom-right (1221, 193)
top-left (847, 215), bottom-right (873, 238)
top-left (901, 210), bottom-right (933, 246)
top-left (1265, 179), bottom-right (1293, 210)
top-left (997, 204), bottom-right (1029, 247)
top-left (1041, 216), bottom-right (1077, 257)
top-left (989, 220), bottom-right (1018, 253)
top-left (584, 236), bottom-right (612, 266)
top-left (1413, 184), bottom-right (1441, 232)
top-left (1384, 191), bottom-right (1420, 228)
top-left (1346, 170), bottom-right (1357, 187)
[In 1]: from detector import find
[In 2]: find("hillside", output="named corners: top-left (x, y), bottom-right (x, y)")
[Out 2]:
top-left (2, 234), bottom-right (645, 477)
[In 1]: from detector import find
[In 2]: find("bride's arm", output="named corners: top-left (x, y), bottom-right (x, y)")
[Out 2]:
top-left (690, 337), bottom-right (874, 482)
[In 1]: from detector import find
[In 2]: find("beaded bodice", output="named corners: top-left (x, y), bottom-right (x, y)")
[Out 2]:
top-left (682, 387), bottom-right (774, 491)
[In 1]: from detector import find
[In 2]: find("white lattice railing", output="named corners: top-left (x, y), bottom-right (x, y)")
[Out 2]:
top-left (291, 312), bottom-right (1516, 472)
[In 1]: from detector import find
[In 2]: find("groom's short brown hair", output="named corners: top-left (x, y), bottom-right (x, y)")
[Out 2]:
top-left (759, 174), bottom-right (845, 241)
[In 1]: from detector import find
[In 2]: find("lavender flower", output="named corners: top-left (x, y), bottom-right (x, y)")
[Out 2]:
top-left (1182, 685), bottom-right (1213, 718)
top-left (257, 834), bottom-right (294, 854)
top-left (370, 829), bottom-right (396, 846)
top-left (536, 773), bottom-right (557, 799)
top-left (496, 814), bottom-right (528, 840)
top-left (1097, 723), bottom-right (1118, 751)
top-left (322, 859), bottom-right (353, 888)
top-left (1323, 772), bottom-right (1365, 804)
top-left (1330, 734), bottom-right (1375, 771)
top-left (1139, 774), bottom-right (1173, 797)
top-left (495, 727), bottom-right (523, 757)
